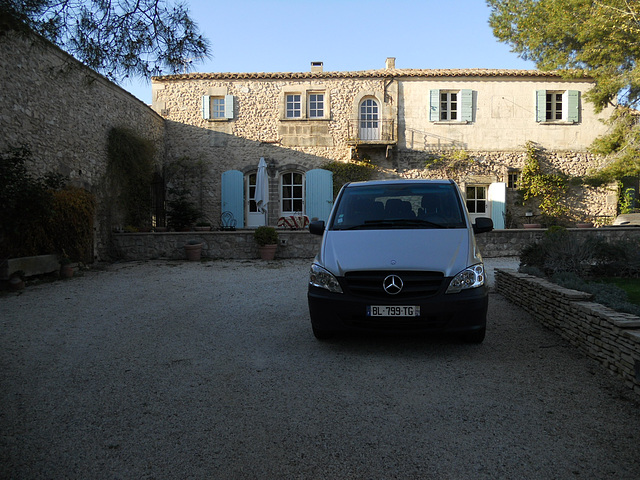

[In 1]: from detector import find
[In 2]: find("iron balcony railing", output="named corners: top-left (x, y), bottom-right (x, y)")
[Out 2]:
top-left (347, 119), bottom-right (395, 144)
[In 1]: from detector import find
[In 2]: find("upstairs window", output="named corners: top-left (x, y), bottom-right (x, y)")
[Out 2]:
top-left (440, 91), bottom-right (458, 121)
top-left (430, 89), bottom-right (473, 122)
top-left (308, 93), bottom-right (324, 118)
top-left (286, 94), bottom-right (302, 118)
top-left (202, 95), bottom-right (234, 120)
top-left (211, 97), bottom-right (225, 118)
top-left (536, 90), bottom-right (579, 123)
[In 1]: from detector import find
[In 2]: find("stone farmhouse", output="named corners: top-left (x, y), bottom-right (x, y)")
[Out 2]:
top-left (0, 21), bottom-right (618, 261)
top-left (152, 58), bottom-right (616, 230)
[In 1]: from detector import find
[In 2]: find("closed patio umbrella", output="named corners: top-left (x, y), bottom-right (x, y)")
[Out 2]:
top-left (255, 157), bottom-right (269, 213)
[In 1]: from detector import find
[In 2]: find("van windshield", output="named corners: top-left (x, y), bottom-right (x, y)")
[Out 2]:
top-left (330, 183), bottom-right (467, 231)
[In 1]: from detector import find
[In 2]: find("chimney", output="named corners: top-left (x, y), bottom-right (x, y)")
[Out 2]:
top-left (386, 57), bottom-right (396, 69)
top-left (311, 61), bottom-right (323, 73)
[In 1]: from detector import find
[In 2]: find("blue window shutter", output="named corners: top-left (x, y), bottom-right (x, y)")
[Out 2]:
top-left (535, 90), bottom-right (546, 122)
top-left (567, 90), bottom-right (579, 123)
top-left (224, 94), bottom-right (234, 119)
top-left (461, 89), bottom-right (473, 122)
top-left (305, 169), bottom-right (333, 222)
top-left (202, 95), bottom-right (211, 119)
top-left (488, 182), bottom-right (506, 229)
top-left (221, 170), bottom-right (244, 228)
top-left (430, 89), bottom-right (440, 122)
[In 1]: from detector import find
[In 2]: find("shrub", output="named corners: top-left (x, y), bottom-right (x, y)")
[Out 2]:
top-left (519, 226), bottom-right (640, 278)
top-left (254, 226), bottom-right (278, 246)
top-left (551, 272), bottom-right (640, 316)
top-left (0, 146), bottom-right (94, 260)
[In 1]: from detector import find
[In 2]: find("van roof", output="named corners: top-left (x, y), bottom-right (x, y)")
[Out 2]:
top-left (345, 179), bottom-right (455, 187)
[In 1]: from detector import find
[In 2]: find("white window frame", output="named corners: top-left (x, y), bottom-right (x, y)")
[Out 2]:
top-left (286, 94), bottom-right (302, 118)
top-left (211, 97), bottom-right (226, 119)
top-left (440, 91), bottom-right (459, 121)
top-left (308, 92), bottom-right (325, 118)
top-left (202, 94), bottom-right (234, 120)
top-left (466, 185), bottom-right (487, 215)
top-left (546, 91), bottom-right (563, 121)
top-left (281, 171), bottom-right (305, 215)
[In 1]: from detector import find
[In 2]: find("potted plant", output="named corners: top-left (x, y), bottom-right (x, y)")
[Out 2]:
top-left (184, 239), bottom-right (203, 261)
top-left (8, 270), bottom-right (25, 291)
top-left (195, 220), bottom-right (212, 231)
top-left (59, 253), bottom-right (74, 278)
top-left (254, 226), bottom-right (278, 260)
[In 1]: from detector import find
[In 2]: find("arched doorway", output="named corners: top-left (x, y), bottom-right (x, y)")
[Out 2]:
top-left (359, 97), bottom-right (380, 141)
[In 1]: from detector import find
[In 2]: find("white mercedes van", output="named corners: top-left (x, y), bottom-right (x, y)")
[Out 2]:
top-left (307, 179), bottom-right (493, 342)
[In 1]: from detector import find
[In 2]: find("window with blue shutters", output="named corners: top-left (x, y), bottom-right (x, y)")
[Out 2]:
top-left (535, 90), bottom-right (579, 123)
top-left (430, 89), bottom-right (474, 122)
top-left (202, 95), bottom-right (235, 120)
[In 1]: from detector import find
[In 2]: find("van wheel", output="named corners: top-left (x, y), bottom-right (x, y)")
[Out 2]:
top-left (312, 325), bottom-right (334, 341)
top-left (462, 327), bottom-right (485, 344)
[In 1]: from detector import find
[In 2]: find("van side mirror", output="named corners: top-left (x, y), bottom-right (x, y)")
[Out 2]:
top-left (473, 217), bottom-right (493, 234)
top-left (309, 220), bottom-right (325, 235)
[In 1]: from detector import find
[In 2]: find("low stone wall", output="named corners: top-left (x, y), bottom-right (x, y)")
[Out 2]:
top-left (112, 226), bottom-right (640, 261)
top-left (476, 227), bottom-right (640, 257)
top-left (112, 230), bottom-right (322, 261)
top-left (495, 269), bottom-right (640, 395)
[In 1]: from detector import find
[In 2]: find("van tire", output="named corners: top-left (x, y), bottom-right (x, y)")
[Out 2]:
top-left (312, 325), bottom-right (334, 341)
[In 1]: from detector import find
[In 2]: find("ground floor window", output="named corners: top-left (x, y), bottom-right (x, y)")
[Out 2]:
top-left (466, 185), bottom-right (487, 214)
top-left (281, 172), bottom-right (304, 215)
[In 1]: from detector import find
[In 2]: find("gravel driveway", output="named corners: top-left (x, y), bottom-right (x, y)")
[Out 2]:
top-left (1, 258), bottom-right (639, 479)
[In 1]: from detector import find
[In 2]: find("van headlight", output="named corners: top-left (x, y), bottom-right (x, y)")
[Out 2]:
top-left (445, 264), bottom-right (485, 294)
top-left (309, 264), bottom-right (343, 293)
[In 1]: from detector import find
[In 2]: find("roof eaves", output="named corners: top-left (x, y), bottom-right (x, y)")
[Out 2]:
top-left (152, 68), bottom-right (588, 82)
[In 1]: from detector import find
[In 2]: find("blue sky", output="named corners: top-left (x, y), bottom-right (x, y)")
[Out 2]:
top-left (122, 0), bottom-right (536, 104)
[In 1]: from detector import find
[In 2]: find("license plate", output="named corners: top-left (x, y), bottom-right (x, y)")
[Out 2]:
top-left (367, 306), bottom-right (420, 317)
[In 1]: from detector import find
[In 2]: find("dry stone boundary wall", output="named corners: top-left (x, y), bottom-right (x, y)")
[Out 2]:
top-left (0, 28), bottom-right (165, 261)
top-left (496, 269), bottom-right (640, 395)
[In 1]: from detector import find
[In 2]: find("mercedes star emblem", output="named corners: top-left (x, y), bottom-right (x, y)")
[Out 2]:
top-left (383, 274), bottom-right (403, 295)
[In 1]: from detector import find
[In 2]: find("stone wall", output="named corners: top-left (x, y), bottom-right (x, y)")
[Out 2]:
top-left (495, 269), bottom-right (640, 395)
top-left (475, 226), bottom-right (640, 257)
top-left (112, 226), bottom-right (640, 261)
top-left (112, 230), bottom-right (322, 261)
top-left (0, 27), bottom-right (165, 261)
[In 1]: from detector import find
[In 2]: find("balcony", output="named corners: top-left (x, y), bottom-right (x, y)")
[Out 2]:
top-left (346, 119), bottom-right (396, 146)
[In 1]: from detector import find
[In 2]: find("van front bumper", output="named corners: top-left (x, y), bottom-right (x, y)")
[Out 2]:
top-left (307, 284), bottom-right (488, 336)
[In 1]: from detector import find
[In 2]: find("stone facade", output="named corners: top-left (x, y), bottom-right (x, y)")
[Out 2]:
top-left (0, 22), bottom-right (621, 262)
top-left (152, 63), bottom-right (617, 229)
top-left (496, 269), bottom-right (640, 395)
top-left (0, 27), bottom-right (165, 260)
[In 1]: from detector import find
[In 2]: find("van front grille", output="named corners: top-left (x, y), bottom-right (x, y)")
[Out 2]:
top-left (343, 271), bottom-right (445, 299)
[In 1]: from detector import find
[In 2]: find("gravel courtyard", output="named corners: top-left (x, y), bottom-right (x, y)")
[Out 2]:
top-left (1, 258), bottom-right (639, 479)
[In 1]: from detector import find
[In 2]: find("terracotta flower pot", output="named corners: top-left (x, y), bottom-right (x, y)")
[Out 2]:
top-left (184, 243), bottom-right (203, 261)
top-left (258, 244), bottom-right (277, 260)
top-left (60, 264), bottom-right (74, 278)
top-left (523, 223), bottom-right (542, 229)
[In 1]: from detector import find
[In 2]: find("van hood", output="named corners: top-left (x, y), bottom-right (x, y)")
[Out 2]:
top-left (318, 229), bottom-right (481, 277)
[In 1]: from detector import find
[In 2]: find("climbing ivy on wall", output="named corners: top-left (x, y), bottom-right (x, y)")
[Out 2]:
top-left (321, 160), bottom-right (377, 197)
top-left (106, 127), bottom-right (156, 228)
top-left (519, 142), bottom-right (570, 222)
